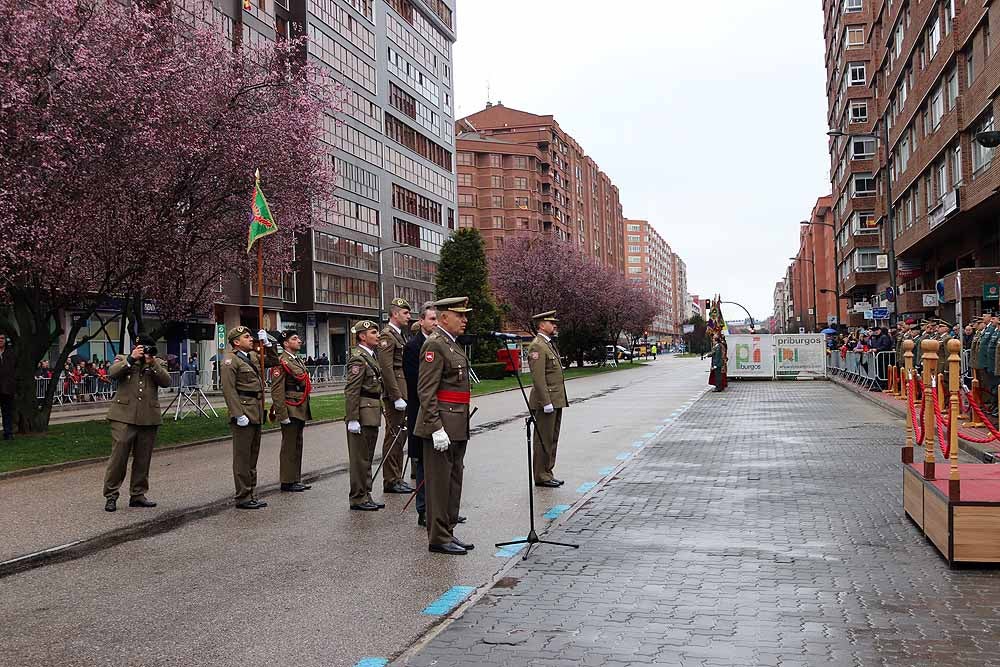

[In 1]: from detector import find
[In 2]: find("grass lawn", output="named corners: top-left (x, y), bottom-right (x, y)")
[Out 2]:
top-left (0, 361), bottom-right (646, 474)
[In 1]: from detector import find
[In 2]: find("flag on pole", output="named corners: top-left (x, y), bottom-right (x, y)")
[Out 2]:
top-left (247, 169), bottom-right (277, 253)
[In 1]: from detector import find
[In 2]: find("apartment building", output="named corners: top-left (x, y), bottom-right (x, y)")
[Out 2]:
top-left (455, 103), bottom-right (625, 272)
top-left (210, 0), bottom-right (457, 363)
top-left (773, 281), bottom-right (787, 333)
top-left (624, 220), bottom-right (676, 338)
top-left (671, 255), bottom-right (688, 335)
top-left (824, 0), bottom-right (1000, 325)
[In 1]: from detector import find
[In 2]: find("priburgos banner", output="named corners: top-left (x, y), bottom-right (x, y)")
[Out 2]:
top-left (726, 335), bottom-right (775, 378)
top-left (773, 334), bottom-right (827, 377)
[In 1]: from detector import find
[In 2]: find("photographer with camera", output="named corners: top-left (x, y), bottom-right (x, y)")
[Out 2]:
top-left (102, 335), bottom-right (172, 512)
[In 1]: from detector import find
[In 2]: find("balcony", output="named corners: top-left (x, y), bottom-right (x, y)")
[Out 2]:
top-left (841, 269), bottom-right (888, 293)
top-left (897, 290), bottom-right (937, 314)
top-left (940, 267), bottom-right (1000, 302)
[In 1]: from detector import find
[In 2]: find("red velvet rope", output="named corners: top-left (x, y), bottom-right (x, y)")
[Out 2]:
top-left (957, 385), bottom-right (1000, 444)
top-left (931, 386), bottom-right (950, 458)
top-left (907, 374), bottom-right (925, 446)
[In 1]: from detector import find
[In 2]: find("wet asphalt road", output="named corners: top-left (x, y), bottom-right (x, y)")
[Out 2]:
top-left (1, 357), bottom-right (708, 667)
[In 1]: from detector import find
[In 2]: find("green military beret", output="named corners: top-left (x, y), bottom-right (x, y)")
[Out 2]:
top-left (532, 310), bottom-right (559, 322)
top-left (227, 325), bottom-right (251, 342)
top-left (434, 296), bottom-right (473, 313)
top-left (389, 297), bottom-right (411, 310)
top-left (351, 320), bottom-right (378, 335)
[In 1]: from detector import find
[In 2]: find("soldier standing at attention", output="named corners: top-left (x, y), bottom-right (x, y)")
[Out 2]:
top-left (345, 320), bottom-right (385, 511)
top-left (403, 302), bottom-right (437, 526)
top-left (377, 298), bottom-right (414, 494)
top-left (527, 310), bottom-right (568, 488)
top-left (270, 330), bottom-right (313, 493)
top-left (102, 335), bottom-right (172, 512)
top-left (220, 326), bottom-right (277, 510)
top-left (415, 296), bottom-right (474, 555)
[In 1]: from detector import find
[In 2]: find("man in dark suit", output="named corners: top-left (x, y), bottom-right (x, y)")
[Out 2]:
top-left (403, 301), bottom-right (436, 526)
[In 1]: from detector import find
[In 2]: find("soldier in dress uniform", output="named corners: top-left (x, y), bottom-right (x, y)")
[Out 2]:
top-left (936, 320), bottom-right (953, 388)
top-left (377, 297), bottom-right (415, 494)
top-left (527, 310), bottom-right (568, 488)
top-left (971, 317), bottom-right (986, 391)
top-left (220, 326), bottom-right (277, 510)
top-left (415, 296), bottom-right (475, 555)
top-left (269, 330), bottom-right (313, 493)
top-left (403, 302), bottom-right (437, 526)
top-left (344, 320), bottom-right (385, 511)
top-left (102, 335), bottom-right (172, 512)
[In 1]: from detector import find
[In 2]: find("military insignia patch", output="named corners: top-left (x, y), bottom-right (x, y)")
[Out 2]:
top-left (530, 351), bottom-right (540, 360)
top-left (424, 351), bottom-right (435, 362)
top-left (272, 368), bottom-right (281, 378)
top-left (350, 365), bottom-right (361, 375)
top-left (380, 340), bottom-right (389, 347)
top-left (224, 359), bottom-right (232, 366)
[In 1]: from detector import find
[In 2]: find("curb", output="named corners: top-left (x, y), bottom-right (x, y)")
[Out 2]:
top-left (828, 374), bottom-right (999, 463)
top-left (390, 384), bottom-right (710, 665)
top-left (0, 459), bottom-right (351, 579)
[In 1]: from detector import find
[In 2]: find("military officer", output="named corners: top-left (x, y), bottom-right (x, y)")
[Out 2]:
top-left (220, 326), bottom-right (277, 510)
top-left (936, 320), bottom-right (953, 387)
top-left (102, 335), bottom-right (172, 512)
top-left (269, 330), bottom-right (313, 493)
top-left (415, 296), bottom-right (474, 555)
top-left (345, 320), bottom-right (385, 511)
top-left (377, 297), bottom-right (414, 494)
top-left (527, 310), bottom-right (568, 488)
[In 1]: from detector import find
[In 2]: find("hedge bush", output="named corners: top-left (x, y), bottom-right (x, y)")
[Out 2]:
top-left (472, 362), bottom-right (507, 380)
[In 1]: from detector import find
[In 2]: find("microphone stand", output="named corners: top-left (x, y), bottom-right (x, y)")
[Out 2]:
top-left (494, 334), bottom-right (578, 560)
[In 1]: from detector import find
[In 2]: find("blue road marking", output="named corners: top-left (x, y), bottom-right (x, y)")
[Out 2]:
top-left (598, 466), bottom-right (615, 475)
top-left (642, 432), bottom-right (656, 438)
top-left (354, 659), bottom-right (388, 667)
top-left (543, 504), bottom-right (571, 519)
top-left (576, 482), bottom-right (597, 493)
top-left (661, 417), bottom-right (673, 423)
top-left (422, 586), bottom-right (476, 615)
top-left (494, 537), bottom-right (527, 558)
top-left (616, 452), bottom-right (632, 461)
top-left (631, 440), bottom-right (645, 447)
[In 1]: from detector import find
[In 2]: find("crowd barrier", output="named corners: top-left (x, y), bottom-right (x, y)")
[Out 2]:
top-left (826, 350), bottom-right (896, 391)
top-left (35, 364), bottom-right (349, 404)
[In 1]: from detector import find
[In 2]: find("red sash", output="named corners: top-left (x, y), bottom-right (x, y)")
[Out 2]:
top-left (437, 390), bottom-right (470, 404)
top-left (281, 358), bottom-right (312, 406)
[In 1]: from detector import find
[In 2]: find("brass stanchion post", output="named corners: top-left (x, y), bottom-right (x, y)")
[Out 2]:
top-left (947, 339), bottom-right (961, 501)
top-left (902, 340), bottom-right (915, 464)
top-left (922, 339), bottom-right (939, 480)
top-left (965, 376), bottom-right (986, 428)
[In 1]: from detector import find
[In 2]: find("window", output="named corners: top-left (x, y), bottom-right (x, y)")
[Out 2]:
top-left (517, 217), bottom-right (530, 229)
top-left (854, 248), bottom-right (881, 271)
top-left (392, 183), bottom-right (443, 225)
top-left (457, 152), bottom-right (474, 166)
top-left (927, 17), bottom-right (940, 57)
top-left (313, 232), bottom-right (378, 272)
top-left (457, 193), bottom-right (475, 206)
top-left (847, 26), bottom-right (865, 48)
top-left (490, 194), bottom-right (502, 207)
top-left (393, 218), bottom-right (444, 253)
top-left (929, 86), bottom-right (943, 129)
top-left (628, 256), bottom-right (641, 264)
top-left (392, 252), bottom-right (438, 284)
top-left (514, 197), bottom-right (529, 209)
top-left (627, 234), bottom-right (641, 242)
top-left (973, 111), bottom-right (995, 173)
top-left (458, 214), bottom-right (474, 228)
top-left (845, 0), bottom-right (862, 12)
top-left (850, 101), bottom-right (868, 123)
top-left (852, 137), bottom-right (875, 159)
top-left (514, 177), bottom-right (528, 189)
top-left (966, 48), bottom-right (975, 86)
top-left (851, 210), bottom-right (878, 234)
top-left (314, 273), bottom-right (377, 308)
top-left (936, 160), bottom-right (948, 201)
top-left (457, 173), bottom-right (472, 186)
top-left (384, 114), bottom-right (452, 171)
top-left (628, 244), bottom-right (642, 252)
top-left (950, 142), bottom-right (963, 186)
top-left (849, 62), bottom-right (866, 86)
top-left (490, 175), bottom-right (502, 188)
top-left (512, 156), bottom-right (528, 169)
top-left (492, 216), bottom-right (504, 229)
top-left (852, 172), bottom-right (875, 196)
top-left (946, 68), bottom-right (958, 110)
top-left (488, 154), bottom-right (501, 167)
top-left (627, 267), bottom-right (642, 275)
top-left (627, 223), bottom-right (641, 232)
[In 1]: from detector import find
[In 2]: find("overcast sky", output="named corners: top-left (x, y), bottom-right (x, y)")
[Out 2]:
top-left (453, 0), bottom-right (831, 320)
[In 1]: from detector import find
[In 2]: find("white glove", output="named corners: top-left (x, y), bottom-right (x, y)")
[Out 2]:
top-left (235, 415), bottom-right (250, 427)
top-left (280, 418), bottom-right (291, 425)
top-left (394, 398), bottom-right (407, 411)
top-left (543, 403), bottom-right (555, 414)
top-left (347, 420), bottom-right (361, 434)
top-left (257, 329), bottom-right (272, 347)
top-left (432, 428), bottom-right (450, 452)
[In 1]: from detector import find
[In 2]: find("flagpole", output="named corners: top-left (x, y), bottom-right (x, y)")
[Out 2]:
top-left (257, 239), bottom-right (266, 421)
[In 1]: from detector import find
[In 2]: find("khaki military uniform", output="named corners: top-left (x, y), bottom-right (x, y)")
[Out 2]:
top-left (527, 333), bottom-right (568, 483)
top-left (270, 351), bottom-right (313, 485)
top-left (415, 327), bottom-right (472, 546)
top-left (103, 354), bottom-right (172, 501)
top-left (377, 323), bottom-right (408, 490)
top-left (221, 347), bottom-right (276, 503)
top-left (344, 345), bottom-right (383, 506)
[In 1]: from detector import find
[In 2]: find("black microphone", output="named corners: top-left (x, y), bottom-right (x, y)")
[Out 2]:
top-left (489, 332), bottom-right (522, 340)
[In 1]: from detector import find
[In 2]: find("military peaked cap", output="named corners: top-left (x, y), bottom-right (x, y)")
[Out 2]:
top-left (227, 325), bottom-right (251, 342)
top-left (434, 296), bottom-right (473, 313)
top-left (532, 310), bottom-right (559, 322)
top-left (351, 320), bottom-right (378, 335)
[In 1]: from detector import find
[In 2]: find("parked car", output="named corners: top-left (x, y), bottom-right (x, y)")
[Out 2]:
top-left (606, 345), bottom-right (633, 361)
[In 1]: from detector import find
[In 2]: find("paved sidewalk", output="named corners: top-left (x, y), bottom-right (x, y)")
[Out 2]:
top-left (400, 381), bottom-right (1000, 667)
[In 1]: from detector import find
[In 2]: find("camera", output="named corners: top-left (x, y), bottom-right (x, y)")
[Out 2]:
top-left (140, 345), bottom-right (158, 357)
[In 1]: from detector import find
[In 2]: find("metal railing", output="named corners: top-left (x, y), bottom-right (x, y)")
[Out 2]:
top-left (826, 349), bottom-right (895, 390)
top-left (36, 364), bottom-right (349, 404)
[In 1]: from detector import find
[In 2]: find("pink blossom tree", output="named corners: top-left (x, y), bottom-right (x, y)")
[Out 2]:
top-left (490, 239), bottom-right (659, 367)
top-left (0, 0), bottom-right (341, 431)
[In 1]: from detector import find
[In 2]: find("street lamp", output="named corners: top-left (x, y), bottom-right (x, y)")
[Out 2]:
top-left (801, 219), bottom-right (845, 328)
top-left (828, 126), bottom-right (899, 326)
top-left (375, 243), bottom-right (407, 323)
top-left (791, 255), bottom-right (819, 333)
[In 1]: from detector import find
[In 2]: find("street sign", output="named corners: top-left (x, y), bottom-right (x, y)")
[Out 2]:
top-left (306, 313), bottom-right (317, 327)
top-left (798, 327), bottom-right (805, 334)
top-left (922, 293), bottom-right (938, 307)
top-left (985, 284), bottom-right (999, 302)
top-left (216, 324), bottom-right (226, 350)
top-left (863, 310), bottom-right (874, 320)
top-left (682, 324), bottom-right (695, 334)
top-left (872, 307), bottom-right (889, 319)
top-left (828, 316), bottom-right (838, 325)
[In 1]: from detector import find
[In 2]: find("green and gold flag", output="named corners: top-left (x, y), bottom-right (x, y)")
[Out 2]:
top-left (247, 169), bottom-right (277, 252)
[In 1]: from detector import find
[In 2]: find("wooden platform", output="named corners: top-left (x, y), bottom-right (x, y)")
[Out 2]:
top-left (903, 462), bottom-right (1000, 566)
